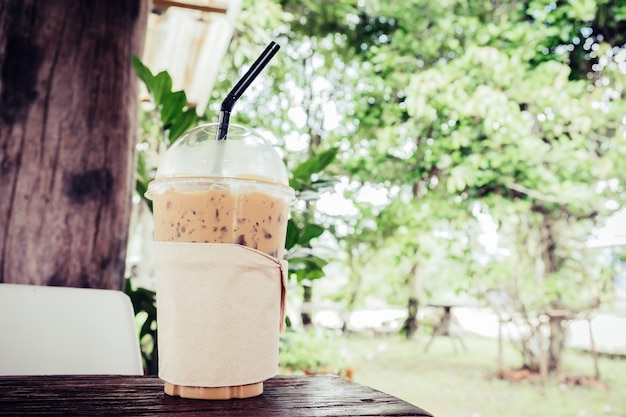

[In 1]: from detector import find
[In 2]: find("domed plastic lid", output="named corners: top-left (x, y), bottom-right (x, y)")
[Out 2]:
top-left (146, 123), bottom-right (292, 198)
top-left (146, 123), bottom-right (294, 199)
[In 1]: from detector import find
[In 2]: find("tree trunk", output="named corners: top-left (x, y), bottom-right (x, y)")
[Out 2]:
top-left (547, 313), bottom-right (569, 371)
top-left (403, 296), bottom-right (419, 338)
top-left (301, 285), bottom-right (313, 327)
top-left (0, 0), bottom-right (148, 289)
top-left (404, 251), bottom-right (425, 339)
top-left (403, 180), bottom-right (426, 339)
top-left (514, 214), bottom-right (571, 376)
top-left (518, 316), bottom-right (568, 376)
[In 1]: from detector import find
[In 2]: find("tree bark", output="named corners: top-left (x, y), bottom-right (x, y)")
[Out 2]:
top-left (300, 285), bottom-right (313, 327)
top-left (0, 0), bottom-right (148, 289)
top-left (403, 296), bottom-right (419, 339)
top-left (404, 241), bottom-right (425, 339)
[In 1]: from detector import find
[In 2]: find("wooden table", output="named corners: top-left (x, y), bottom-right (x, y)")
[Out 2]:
top-left (0, 374), bottom-right (433, 416)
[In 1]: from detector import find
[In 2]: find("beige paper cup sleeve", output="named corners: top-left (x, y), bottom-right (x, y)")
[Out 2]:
top-left (153, 242), bottom-right (288, 388)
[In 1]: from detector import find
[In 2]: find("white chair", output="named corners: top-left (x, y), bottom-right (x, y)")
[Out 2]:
top-left (0, 283), bottom-right (143, 375)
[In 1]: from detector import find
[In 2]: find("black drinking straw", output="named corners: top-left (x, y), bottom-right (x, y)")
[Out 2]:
top-left (216, 41), bottom-right (281, 140)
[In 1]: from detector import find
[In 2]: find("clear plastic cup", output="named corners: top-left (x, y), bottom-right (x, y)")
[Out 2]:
top-left (145, 123), bottom-right (294, 400)
top-left (146, 123), bottom-right (294, 258)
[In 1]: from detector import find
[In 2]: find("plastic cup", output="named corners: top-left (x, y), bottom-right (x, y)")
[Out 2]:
top-left (145, 123), bottom-right (294, 399)
top-left (147, 123), bottom-right (293, 258)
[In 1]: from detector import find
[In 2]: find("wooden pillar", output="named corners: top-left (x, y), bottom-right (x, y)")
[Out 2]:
top-left (0, 0), bottom-right (149, 289)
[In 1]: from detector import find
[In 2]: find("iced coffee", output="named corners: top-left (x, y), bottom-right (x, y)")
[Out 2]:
top-left (146, 123), bottom-right (293, 400)
top-left (152, 182), bottom-right (289, 258)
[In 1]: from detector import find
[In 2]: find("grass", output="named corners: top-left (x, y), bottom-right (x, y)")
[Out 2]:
top-left (310, 332), bottom-right (626, 417)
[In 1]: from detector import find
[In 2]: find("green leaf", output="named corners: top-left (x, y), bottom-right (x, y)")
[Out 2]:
top-left (167, 108), bottom-right (197, 144)
top-left (290, 147), bottom-right (339, 189)
top-left (160, 90), bottom-right (187, 127)
top-left (287, 254), bottom-right (329, 271)
top-left (305, 269), bottom-right (325, 280)
top-left (285, 219), bottom-right (300, 251)
top-left (135, 178), bottom-right (152, 212)
top-left (292, 269), bottom-right (307, 282)
top-left (297, 223), bottom-right (325, 246)
top-left (131, 55), bottom-right (155, 92)
top-left (152, 71), bottom-right (173, 104)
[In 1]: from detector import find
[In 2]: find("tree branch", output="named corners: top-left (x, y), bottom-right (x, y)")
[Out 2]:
top-left (504, 182), bottom-right (563, 204)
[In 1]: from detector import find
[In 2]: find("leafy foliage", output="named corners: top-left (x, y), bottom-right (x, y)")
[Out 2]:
top-left (286, 147), bottom-right (339, 285)
top-left (279, 327), bottom-right (347, 373)
top-left (224, 0), bottom-right (626, 373)
top-left (124, 279), bottom-right (157, 375)
top-left (131, 56), bottom-right (197, 145)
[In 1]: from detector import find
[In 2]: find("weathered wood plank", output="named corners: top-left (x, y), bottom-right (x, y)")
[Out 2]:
top-left (0, 375), bottom-right (433, 416)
